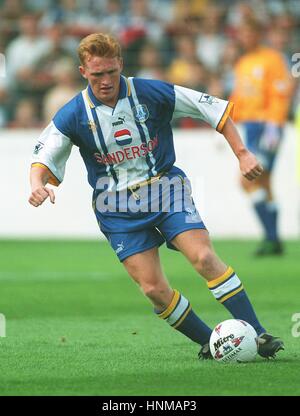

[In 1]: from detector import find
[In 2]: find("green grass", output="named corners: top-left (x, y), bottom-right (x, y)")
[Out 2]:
top-left (0, 239), bottom-right (299, 396)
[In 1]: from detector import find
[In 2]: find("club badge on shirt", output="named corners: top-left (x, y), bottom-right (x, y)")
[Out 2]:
top-left (132, 104), bottom-right (149, 123)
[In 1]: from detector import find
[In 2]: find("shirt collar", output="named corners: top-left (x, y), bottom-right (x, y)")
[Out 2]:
top-left (86, 75), bottom-right (130, 108)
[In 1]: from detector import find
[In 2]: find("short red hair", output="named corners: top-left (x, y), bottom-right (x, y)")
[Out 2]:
top-left (78, 33), bottom-right (122, 65)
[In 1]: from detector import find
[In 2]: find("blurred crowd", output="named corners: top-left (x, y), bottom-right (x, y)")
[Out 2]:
top-left (0, 0), bottom-right (300, 129)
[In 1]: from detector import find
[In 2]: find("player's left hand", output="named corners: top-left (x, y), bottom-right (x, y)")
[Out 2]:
top-left (239, 150), bottom-right (264, 181)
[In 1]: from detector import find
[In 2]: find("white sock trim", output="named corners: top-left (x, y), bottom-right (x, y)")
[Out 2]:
top-left (166, 295), bottom-right (189, 326)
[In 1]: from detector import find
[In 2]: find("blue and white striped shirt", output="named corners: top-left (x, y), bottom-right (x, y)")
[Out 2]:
top-left (32, 76), bottom-right (233, 191)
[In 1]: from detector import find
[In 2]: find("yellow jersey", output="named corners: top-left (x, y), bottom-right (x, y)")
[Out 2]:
top-left (231, 46), bottom-right (292, 125)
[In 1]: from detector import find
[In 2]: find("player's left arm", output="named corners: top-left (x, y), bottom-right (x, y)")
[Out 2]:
top-left (220, 116), bottom-right (263, 181)
top-left (172, 85), bottom-right (263, 180)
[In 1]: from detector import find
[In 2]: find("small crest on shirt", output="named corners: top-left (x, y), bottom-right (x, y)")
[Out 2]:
top-left (132, 104), bottom-right (149, 123)
top-left (198, 93), bottom-right (219, 105)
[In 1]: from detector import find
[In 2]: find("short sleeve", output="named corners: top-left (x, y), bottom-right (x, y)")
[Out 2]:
top-left (173, 85), bottom-right (234, 132)
top-left (31, 121), bottom-right (73, 185)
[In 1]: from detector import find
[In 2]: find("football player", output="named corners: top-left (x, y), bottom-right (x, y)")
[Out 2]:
top-left (231, 19), bottom-right (292, 256)
top-left (29, 33), bottom-right (284, 359)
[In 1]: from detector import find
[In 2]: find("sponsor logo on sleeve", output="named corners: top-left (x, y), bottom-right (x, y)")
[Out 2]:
top-left (33, 142), bottom-right (44, 154)
top-left (198, 93), bottom-right (219, 105)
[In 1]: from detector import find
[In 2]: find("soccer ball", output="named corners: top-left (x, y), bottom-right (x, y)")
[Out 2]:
top-left (209, 319), bottom-right (258, 363)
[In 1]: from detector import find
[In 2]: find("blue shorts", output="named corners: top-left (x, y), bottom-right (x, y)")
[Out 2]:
top-left (244, 122), bottom-right (283, 172)
top-left (93, 166), bottom-right (206, 262)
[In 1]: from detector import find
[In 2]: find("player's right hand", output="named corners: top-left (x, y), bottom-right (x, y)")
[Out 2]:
top-left (28, 186), bottom-right (55, 207)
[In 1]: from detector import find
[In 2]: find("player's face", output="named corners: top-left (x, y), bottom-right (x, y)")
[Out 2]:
top-left (238, 27), bottom-right (261, 51)
top-left (79, 56), bottom-right (123, 107)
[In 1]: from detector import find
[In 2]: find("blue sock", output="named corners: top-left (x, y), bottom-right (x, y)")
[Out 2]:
top-left (266, 202), bottom-right (279, 241)
top-left (251, 189), bottom-right (270, 240)
top-left (207, 267), bottom-right (266, 336)
top-left (156, 289), bottom-right (212, 345)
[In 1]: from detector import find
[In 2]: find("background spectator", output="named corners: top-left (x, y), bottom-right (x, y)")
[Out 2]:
top-left (136, 43), bottom-right (165, 80)
top-left (42, 57), bottom-right (82, 124)
top-left (7, 97), bottom-right (41, 128)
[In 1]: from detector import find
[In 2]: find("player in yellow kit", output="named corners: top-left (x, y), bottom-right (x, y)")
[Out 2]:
top-left (231, 19), bottom-right (292, 256)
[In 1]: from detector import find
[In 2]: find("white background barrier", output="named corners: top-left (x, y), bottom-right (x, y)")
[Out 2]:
top-left (0, 125), bottom-right (299, 238)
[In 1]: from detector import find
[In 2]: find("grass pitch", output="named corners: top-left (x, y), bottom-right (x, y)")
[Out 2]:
top-left (0, 239), bottom-right (299, 396)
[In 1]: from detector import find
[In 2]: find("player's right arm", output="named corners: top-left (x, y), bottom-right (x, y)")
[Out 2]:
top-left (29, 165), bottom-right (56, 207)
top-left (28, 121), bottom-right (73, 207)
